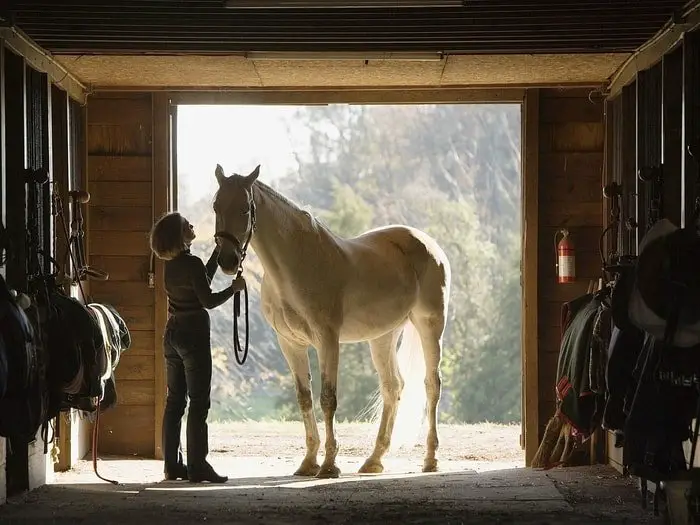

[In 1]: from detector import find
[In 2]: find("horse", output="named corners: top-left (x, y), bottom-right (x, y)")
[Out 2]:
top-left (212, 164), bottom-right (451, 479)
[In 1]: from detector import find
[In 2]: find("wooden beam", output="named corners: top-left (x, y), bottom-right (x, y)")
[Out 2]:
top-left (50, 85), bottom-right (75, 473)
top-left (606, 2), bottom-right (700, 100)
top-left (682, 28), bottom-right (700, 227)
top-left (152, 93), bottom-right (170, 461)
top-left (662, 47), bottom-right (684, 227)
top-left (0, 41), bottom-right (6, 280)
top-left (170, 87), bottom-right (526, 105)
top-left (3, 44), bottom-right (28, 292)
top-left (522, 88), bottom-right (539, 467)
top-left (0, 27), bottom-right (87, 105)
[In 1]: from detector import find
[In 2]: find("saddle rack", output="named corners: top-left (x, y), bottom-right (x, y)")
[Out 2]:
top-left (601, 167), bottom-right (700, 524)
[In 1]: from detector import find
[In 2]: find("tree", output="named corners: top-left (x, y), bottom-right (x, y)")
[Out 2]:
top-left (178, 102), bottom-right (523, 424)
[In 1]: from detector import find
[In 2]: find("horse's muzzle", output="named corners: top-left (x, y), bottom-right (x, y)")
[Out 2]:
top-left (217, 250), bottom-right (240, 275)
top-left (215, 230), bottom-right (243, 275)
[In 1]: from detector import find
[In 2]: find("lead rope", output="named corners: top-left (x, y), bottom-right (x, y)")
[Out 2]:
top-left (233, 204), bottom-right (256, 366)
top-left (90, 396), bottom-right (118, 485)
top-left (232, 269), bottom-right (250, 366)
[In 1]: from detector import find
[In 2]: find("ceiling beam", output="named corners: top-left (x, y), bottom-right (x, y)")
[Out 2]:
top-left (223, 0), bottom-right (463, 7)
top-left (169, 87), bottom-right (526, 105)
top-left (606, 1), bottom-right (700, 99)
top-left (0, 26), bottom-right (88, 104)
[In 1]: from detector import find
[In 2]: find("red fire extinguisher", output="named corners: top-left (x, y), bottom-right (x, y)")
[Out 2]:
top-left (555, 229), bottom-right (575, 284)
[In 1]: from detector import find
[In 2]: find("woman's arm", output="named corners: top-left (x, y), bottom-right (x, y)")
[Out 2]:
top-left (204, 245), bottom-right (220, 282)
top-left (191, 257), bottom-right (235, 309)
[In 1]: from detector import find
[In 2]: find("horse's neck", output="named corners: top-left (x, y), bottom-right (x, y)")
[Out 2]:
top-left (250, 182), bottom-right (330, 280)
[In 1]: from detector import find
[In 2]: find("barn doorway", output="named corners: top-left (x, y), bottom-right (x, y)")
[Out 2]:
top-left (173, 101), bottom-right (523, 472)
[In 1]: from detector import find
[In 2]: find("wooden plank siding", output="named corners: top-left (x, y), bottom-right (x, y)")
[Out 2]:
top-left (80, 87), bottom-right (607, 466)
top-left (86, 93), bottom-right (156, 457)
top-left (536, 88), bottom-right (605, 442)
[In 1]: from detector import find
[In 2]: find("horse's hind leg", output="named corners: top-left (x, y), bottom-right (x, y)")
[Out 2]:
top-left (277, 335), bottom-right (321, 477)
top-left (316, 334), bottom-right (342, 479)
top-left (411, 313), bottom-right (446, 473)
top-left (359, 328), bottom-right (403, 474)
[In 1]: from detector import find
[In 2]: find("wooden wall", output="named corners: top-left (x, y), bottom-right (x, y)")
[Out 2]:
top-left (81, 88), bottom-right (607, 465)
top-left (86, 93), bottom-right (158, 457)
top-left (0, 39), bottom-right (88, 499)
top-left (602, 29), bottom-right (700, 474)
top-left (536, 88), bottom-right (606, 438)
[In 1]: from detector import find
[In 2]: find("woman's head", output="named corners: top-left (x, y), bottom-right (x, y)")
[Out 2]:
top-left (149, 212), bottom-right (196, 260)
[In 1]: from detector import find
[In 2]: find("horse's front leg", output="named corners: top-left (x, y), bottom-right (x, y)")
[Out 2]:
top-left (316, 336), bottom-right (341, 479)
top-left (277, 335), bottom-right (321, 477)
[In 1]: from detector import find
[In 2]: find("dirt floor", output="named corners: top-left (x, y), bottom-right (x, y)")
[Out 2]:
top-left (0, 422), bottom-right (663, 524)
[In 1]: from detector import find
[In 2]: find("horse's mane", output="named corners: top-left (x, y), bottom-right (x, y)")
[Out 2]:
top-left (254, 180), bottom-right (297, 210)
top-left (213, 175), bottom-right (325, 235)
top-left (255, 180), bottom-right (325, 235)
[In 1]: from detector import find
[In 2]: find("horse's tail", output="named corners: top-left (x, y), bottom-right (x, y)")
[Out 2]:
top-left (392, 320), bottom-right (428, 451)
top-left (359, 319), bottom-right (427, 452)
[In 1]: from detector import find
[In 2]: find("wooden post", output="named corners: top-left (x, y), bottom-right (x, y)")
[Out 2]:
top-left (152, 92), bottom-right (171, 460)
top-left (522, 88), bottom-right (539, 467)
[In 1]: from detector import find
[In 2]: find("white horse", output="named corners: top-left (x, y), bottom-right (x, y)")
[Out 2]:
top-left (212, 164), bottom-right (451, 478)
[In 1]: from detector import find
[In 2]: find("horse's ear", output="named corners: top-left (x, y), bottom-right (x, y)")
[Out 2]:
top-left (215, 164), bottom-right (226, 186)
top-left (244, 165), bottom-right (261, 187)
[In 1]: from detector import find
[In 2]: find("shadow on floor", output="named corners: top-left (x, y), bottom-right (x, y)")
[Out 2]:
top-left (0, 462), bottom-right (662, 524)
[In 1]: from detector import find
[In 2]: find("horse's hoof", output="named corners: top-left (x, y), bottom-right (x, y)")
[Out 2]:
top-left (294, 460), bottom-right (321, 477)
top-left (358, 460), bottom-right (384, 474)
top-left (316, 464), bottom-right (341, 479)
top-left (422, 459), bottom-right (438, 473)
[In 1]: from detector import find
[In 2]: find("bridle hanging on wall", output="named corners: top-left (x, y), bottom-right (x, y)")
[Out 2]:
top-left (600, 181), bottom-right (624, 277)
top-left (638, 165), bottom-right (664, 231)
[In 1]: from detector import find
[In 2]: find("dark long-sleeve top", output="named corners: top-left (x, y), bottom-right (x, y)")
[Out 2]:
top-left (164, 247), bottom-right (234, 315)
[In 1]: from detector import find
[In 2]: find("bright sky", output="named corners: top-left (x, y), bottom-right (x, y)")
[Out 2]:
top-left (176, 104), bottom-right (309, 205)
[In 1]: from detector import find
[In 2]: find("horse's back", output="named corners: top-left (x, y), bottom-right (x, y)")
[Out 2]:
top-left (348, 224), bottom-right (449, 272)
top-left (330, 225), bottom-right (449, 342)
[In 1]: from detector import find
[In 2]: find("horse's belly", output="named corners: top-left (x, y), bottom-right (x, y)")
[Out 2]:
top-left (338, 313), bottom-right (410, 343)
top-left (338, 272), bottom-right (417, 343)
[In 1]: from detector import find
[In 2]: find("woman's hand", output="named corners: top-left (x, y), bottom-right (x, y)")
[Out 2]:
top-left (232, 275), bottom-right (247, 292)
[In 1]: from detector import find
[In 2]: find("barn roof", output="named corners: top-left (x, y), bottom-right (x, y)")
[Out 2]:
top-left (7, 0), bottom-right (689, 54)
top-left (3, 0), bottom-right (694, 93)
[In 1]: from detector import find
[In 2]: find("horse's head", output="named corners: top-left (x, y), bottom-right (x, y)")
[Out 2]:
top-left (212, 163), bottom-right (260, 275)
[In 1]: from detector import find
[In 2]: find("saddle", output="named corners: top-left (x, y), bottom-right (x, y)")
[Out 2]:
top-left (85, 302), bottom-right (131, 411)
top-left (38, 280), bottom-right (131, 416)
top-left (627, 218), bottom-right (700, 347)
top-left (0, 274), bottom-right (48, 443)
top-left (604, 218), bottom-right (700, 476)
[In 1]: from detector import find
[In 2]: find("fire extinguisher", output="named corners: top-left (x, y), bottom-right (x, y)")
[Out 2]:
top-left (555, 229), bottom-right (575, 284)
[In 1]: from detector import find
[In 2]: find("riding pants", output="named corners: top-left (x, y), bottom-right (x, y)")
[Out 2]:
top-left (162, 310), bottom-right (213, 472)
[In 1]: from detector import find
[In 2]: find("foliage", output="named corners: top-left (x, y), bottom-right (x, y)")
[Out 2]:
top-left (180, 103), bottom-right (522, 424)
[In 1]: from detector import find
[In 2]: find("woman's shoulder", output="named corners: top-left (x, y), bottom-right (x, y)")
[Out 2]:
top-left (166, 250), bottom-right (203, 266)
top-left (181, 251), bottom-right (206, 268)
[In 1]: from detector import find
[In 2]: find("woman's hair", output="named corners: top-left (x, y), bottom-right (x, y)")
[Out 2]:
top-left (150, 212), bottom-right (186, 260)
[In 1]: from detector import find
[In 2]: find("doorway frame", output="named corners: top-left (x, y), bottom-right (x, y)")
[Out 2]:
top-left (154, 86), bottom-right (539, 464)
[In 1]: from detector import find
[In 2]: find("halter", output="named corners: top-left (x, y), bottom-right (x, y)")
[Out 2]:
top-left (214, 198), bottom-right (257, 366)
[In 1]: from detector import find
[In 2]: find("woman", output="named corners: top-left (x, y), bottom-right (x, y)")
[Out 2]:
top-left (150, 211), bottom-right (244, 483)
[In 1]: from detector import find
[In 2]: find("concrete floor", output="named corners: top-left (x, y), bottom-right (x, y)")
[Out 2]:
top-left (0, 457), bottom-right (663, 524)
